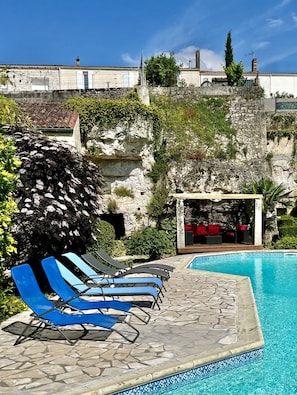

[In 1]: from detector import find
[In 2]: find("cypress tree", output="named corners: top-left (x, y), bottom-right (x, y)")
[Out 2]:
top-left (225, 31), bottom-right (233, 68)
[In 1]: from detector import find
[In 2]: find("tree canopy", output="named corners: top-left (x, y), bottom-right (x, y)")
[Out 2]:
top-left (223, 31), bottom-right (244, 86)
top-left (0, 96), bottom-right (20, 258)
top-left (224, 61), bottom-right (244, 86)
top-left (144, 52), bottom-right (180, 87)
top-left (7, 129), bottom-right (102, 267)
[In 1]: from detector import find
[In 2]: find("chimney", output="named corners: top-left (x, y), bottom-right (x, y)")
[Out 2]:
top-left (76, 56), bottom-right (80, 67)
top-left (252, 58), bottom-right (257, 73)
top-left (195, 50), bottom-right (200, 70)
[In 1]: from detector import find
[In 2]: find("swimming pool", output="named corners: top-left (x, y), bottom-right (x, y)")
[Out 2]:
top-left (117, 251), bottom-right (296, 395)
top-left (167, 251), bottom-right (296, 394)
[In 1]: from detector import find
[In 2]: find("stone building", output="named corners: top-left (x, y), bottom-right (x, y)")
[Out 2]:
top-left (2, 53), bottom-right (297, 97)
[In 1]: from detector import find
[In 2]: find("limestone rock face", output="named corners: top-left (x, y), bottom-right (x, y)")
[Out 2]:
top-left (169, 159), bottom-right (266, 195)
top-left (87, 117), bottom-right (155, 234)
top-left (88, 118), bottom-right (154, 161)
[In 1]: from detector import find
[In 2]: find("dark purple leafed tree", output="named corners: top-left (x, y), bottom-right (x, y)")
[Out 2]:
top-left (7, 128), bottom-right (102, 268)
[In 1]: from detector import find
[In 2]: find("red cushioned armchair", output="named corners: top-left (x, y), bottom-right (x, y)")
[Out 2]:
top-left (193, 223), bottom-right (223, 243)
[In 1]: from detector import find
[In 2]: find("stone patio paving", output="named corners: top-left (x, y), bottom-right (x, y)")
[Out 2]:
top-left (0, 254), bottom-right (263, 395)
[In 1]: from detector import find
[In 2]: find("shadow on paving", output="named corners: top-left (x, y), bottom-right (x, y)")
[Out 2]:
top-left (2, 321), bottom-right (112, 344)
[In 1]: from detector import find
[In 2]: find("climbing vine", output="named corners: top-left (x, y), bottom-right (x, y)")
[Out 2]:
top-left (65, 96), bottom-right (163, 149)
top-left (151, 94), bottom-right (237, 161)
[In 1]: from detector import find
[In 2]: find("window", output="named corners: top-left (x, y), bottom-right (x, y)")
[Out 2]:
top-left (83, 72), bottom-right (89, 90)
top-left (31, 78), bottom-right (49, 91)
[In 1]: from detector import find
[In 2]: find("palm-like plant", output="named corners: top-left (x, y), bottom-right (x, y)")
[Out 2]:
top-left (244, 177), bottom-right (291, 239)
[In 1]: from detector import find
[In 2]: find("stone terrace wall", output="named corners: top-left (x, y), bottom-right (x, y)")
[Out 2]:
top-left (154, 87), bottom-right (268, 195)
top-left (3, 88), bottom-right (130, 103)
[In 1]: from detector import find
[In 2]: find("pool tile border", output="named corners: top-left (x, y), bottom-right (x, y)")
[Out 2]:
top-left (115, 348), bottom-right (264, 395)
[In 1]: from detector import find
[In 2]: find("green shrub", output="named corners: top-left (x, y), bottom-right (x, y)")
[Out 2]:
top-left (0, 128), bottom-right (22, 322)
top-left (125, 226), bottom-right (174, 260)
top-left (0, 292), bottom-right (27, 322)
top-left (273, 236), bottom-right (297, 249)
top-left (159, 217), bottom-right (177, 249)
top-left (0, 270), bottom-right (27, 322)
top-left (278, 225), bottom-right (297, 238)
top-left (277, 215), bottom-right (295, 227)
top-left (112, 239), bottom-right (126, 257)
top-left (114, 186), bottom-right (134, 198)
top-left (107, 198), bottom-right (118, 213)
top-left (146, 186), bottom-right (169, 223)
top-left (89, 220), bottom-right (115, 256)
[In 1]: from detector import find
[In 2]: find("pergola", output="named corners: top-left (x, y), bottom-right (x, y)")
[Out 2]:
top-left (172, 193), bottom-right (263, 250)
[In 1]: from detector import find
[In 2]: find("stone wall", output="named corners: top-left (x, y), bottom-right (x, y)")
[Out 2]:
top-left (266, 111), bottom-right (297, 199)
top-left (87, 117), bottom-right (155, 233)
top-left (4, 88), bottom-right (130, 103)
top-left (86, 87), bottom-right (271, 235)
top-left (166, 87), bottom-right (267, 193)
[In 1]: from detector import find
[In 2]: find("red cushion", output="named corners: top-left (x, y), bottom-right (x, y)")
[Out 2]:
top-left (195, 224), bottom-right (207, 236)
top-left (208, 224), bottom-right (221, 235)
top-left (185, 224), bottom-right (195, 232)
top-left (236, 224), bottom-right (247, 230)
top-left (225, 231), bottom-right (235, 237)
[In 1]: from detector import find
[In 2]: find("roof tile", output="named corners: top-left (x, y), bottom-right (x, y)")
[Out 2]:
top-left (18, 102), bottom-right (79, 129)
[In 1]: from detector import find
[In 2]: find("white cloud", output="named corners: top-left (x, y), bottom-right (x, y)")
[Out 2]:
top-left (278, 0), bottom-right (291, 8)
top-left (199, 49), bottom-right (224, 71)
top-left (174, 46), bottom-right (197, 68)
top-left (255, 41), bottom-right (270, 50)
top-left (121, 53), bottom-right (140, 67)
top-left (292, 13), bottom-right (297, 25)
top-left (266, 18), bottom-right (283, 28)
top-left (175, 46), bottom-right (223, 71)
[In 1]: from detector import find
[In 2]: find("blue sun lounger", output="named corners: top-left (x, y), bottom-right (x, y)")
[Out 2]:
top-left (41, 256), bottom-right (150, 324)
top-left (62, 252), bottom-right (165, 295)
top-left (55, 257), bottom-right (162, 309)
top-left (11, 264), bottom-right (140, 345)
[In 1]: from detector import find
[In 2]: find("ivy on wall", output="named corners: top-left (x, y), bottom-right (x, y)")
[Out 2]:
top-left (151, 94), bottom-right (237, 161)
top-left (65, 95), bottom-right (163, 149)
top-left (267, 114), bottom-right (297, 156)
top-left (267, 114), bottom-right (296, 133)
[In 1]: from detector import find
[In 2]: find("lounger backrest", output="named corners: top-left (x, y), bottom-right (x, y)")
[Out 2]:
top-left (11, 264), bottom-right (54, 315)
top-left (95, 250), bottom-right (127, 270)
top-left (11, 264), bottom-right (65, 324)
top-left (63, 252), bottom-right (103, 282)
top-left (55, 259), bottom-right (89, 293)
top-left (41, 256), bottom-right (78, 301)
top-left (82, 253), bottom-right (117, 276)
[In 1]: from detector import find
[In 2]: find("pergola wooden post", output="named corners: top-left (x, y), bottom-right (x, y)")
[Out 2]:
top-left (173, 193), bottom-right (263, 250)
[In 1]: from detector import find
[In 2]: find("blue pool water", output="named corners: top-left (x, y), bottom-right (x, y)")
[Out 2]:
top-left (161, 252), bottom-right (297, 395)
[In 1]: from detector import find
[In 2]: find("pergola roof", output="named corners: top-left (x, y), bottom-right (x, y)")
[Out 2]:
top-left (172, 193), bottom-right (263, 200)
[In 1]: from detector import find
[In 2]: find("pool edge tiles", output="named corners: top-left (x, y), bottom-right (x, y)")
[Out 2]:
top-left (114, 348), bottom-right (264, 395)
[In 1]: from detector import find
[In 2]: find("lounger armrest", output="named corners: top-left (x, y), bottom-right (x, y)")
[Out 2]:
top-left (87, 273), bottom-right (112, 280)
top-left (86, 277), bottom-right (115, 286)
top-left (37, 301), bottom-right (71, 319)
top-left (79, 282), bottom-right (104, 295)
top-left (54, 294), bottom-right (82, 306)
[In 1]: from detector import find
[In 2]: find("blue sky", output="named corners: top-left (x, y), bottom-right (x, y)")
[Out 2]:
top-left (1, 0), bottom-right (297, 72)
